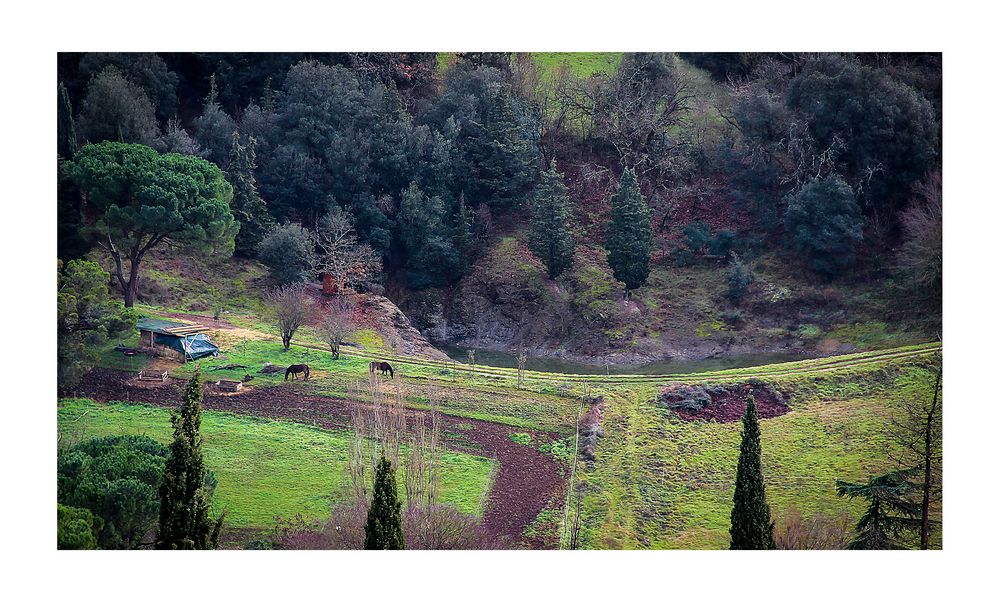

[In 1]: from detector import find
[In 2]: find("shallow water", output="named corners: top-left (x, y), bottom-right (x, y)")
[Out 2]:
top-left (439, 344), bottom-right (815, 376)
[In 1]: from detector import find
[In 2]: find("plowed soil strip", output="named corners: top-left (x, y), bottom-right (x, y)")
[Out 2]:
top-left (64, 368), bottom-right (567, 548)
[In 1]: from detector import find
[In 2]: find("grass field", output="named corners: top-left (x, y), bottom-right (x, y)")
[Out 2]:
top-left (572, 356), bottom-right (941, 548)
top-left (57, 399), bottom-right (495, 529)
top-left (83, 263), bottom-right (942, 549)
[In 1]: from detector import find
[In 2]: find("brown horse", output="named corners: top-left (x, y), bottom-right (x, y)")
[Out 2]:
top-left (370, 361), bottom-right (394, 379)
top-left (285, 364), bottom-right (310, 381)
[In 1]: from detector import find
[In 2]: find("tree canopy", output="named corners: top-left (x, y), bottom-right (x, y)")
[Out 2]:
top-left (529, 161), bottom-right (576, 279)
top-left (783, 174), bottom-right (864, 278)
top-left (729, 393), bottom-right (776, 549)
top-left (65, 142), bottom-right (236, 306)
top-left (57, 259), bottom-right (136, 388)
top-left (605, 167), bottom-right (652, 297)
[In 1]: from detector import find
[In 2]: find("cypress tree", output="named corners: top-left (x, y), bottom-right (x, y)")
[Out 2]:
top-left (364, 456), bottom-right (405, 550)
top-left (605, 167), bottom-right (652, 300)
top-left (155, 369), bottom-right (223, 549)
top-left (58, 82), bottom-right (77, 160)
top-left (729, 393), bottom-right (776, 549)
top-left (227, 132), bottom-right (274, 257)
top-left (529, 160), bottom-right (576, 279)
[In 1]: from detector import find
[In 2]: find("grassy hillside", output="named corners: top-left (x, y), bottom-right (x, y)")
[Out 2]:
top-left (58, 399), bottom-right (495, 528)
top-left (573, 355), bottom-right (941, 548)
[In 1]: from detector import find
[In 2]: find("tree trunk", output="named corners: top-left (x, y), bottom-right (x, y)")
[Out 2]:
top-left (282, 333), bottom-right (291, 350)
top-left (124, 256), bottom-right (141, 308)
top-left (921, 367), bottom-right (942, 550)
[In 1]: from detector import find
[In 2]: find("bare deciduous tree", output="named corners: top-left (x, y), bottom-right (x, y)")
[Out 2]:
top-left (773, 507), bottom-right (851, 550)
top-left (310, 209), bottom-right (382, 296)
top-left (264, 283), bottom-right (315, 350)
top-left (318, 300), bottom-right (357, 359)
top-left (555, 53), bottom-right (694, 181)
top-left (887, 363), bottom-right (943, 549)
top-left (897, 172), bottom-right (943, 297)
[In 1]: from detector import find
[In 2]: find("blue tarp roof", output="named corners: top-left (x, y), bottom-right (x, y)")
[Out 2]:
top-left (154, 332), bottom-right (219, 360)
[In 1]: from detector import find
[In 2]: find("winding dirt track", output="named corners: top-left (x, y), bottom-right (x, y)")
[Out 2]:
top-left (64, 368), bottom-right (567, 548)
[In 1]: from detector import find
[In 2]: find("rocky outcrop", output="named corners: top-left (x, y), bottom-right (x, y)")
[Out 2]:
top-left (357, 294), bottom-right (450, 360)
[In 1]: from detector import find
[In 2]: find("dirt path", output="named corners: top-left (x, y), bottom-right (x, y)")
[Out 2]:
top-left (65, 368), bottom-right (567, 548)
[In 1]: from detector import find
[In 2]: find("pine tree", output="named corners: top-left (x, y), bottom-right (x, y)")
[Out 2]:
top-left (529, 160), bottom-right (575, 279)
top-left (155, 369), bottom-right (223, 549)
top-left (730, 393), bottom-right (776, 549)
top-left (451, 191), bottom-right (475, 274)
top-left (605, 167), bottom-right (652, 299)
top-left (195, 74), bottom-right (237, 168)
top-left (836, 470), bottom-right (921, 550)
top-left (463, 86), bottom-right (538, 211)
top-left (58, 82), bottom-right (77, 160)
top-left (227, 132), bottom-right (274, 257)
top-left (364, 456), bottom-right (405, 549)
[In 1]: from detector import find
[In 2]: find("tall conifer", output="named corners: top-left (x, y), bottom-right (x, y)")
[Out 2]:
top-left (605, 167), bottom-right (652, 299)
top-left (155, 369), bottom-right (223, 549)
top-left (364, 456), bottom-right (404, 550)
top-left (228, 132), bottom-right (274, 257)
top-left (730, 392), bottom-right (776, 549)
top-left (529, 160), bottom-right (575, 279)
top-left (58, 82), bottom-right (77, 160)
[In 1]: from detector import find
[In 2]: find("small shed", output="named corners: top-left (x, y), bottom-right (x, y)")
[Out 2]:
top-left (137, 318), bottom-right (220, 361)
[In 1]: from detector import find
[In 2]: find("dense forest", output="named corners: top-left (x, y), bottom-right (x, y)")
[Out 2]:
top-left (57, 52), bottom-right (942, 363)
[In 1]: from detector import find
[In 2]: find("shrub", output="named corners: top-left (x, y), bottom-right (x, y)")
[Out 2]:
top-left (683, 221), bottom-right (712, 253)
top-left (658, 383), bottom-right (712, 412)
top-left (783, 175), bottom-right (864, 278)
top-left (774, 507), bottom-right (851, 550)
top-left (725, 254), bottom-right (754, 303)
top-left (797, 324), bottom-right (823, 341)
top-left (58, 504), bottom-right (103, 550)
top-left (258, 222), bottom-right (314, 285)
top-left (57, 435), bottom-right (169, 549)
top-left (710, 229), bottom-right (737, 257)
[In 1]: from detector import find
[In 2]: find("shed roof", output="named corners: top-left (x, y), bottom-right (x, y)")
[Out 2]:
top-left (137, 317), bottom-right (212, 337)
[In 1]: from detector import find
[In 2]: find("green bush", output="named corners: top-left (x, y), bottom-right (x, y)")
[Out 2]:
top-left (725, 254), bottom-right (754, 303)
top-left (57, 504), bottom-right (103, 550)
top-left (58, 435), bottom-right (169, 549)
top-left (783, 175), bottom-right (864, 278)
top-left (258, 222), bottom-right (314, 285)
top-left (683, 221), bottom-right (712, 253)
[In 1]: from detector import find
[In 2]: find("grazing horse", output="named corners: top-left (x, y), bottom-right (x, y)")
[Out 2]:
top-left (370, 361), bottom-right (394, 379)
top-left (285, 363), bottom-right (310, 381)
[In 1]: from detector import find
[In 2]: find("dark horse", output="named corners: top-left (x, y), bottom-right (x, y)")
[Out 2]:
top-left (370, 361), bottom-right (394, 379)
top-left (285, 364), bottom-right (310, 381)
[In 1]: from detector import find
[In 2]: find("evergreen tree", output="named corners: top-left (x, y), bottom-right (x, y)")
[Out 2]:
top-left (398, 182), bottom-right (460, 288)
top-left (155, 369), bottom-right (223, 549)
top-left (77, 66), bottom-right (159, 146)
top-left (364, 456), bottom-right (404, 550)
top-left (783, 175), bottom-right (864, 278)
top-left (58, 82), bottom-right (77, 160)
top-left (451, 191), bottom-right (475, 269)
top-left (730, 393), bottom-right (776, 549)
top-left (195, 74), bottom-right (238, 168)
top-left (58, 259), bottom-right (137, 389)
top-left (462, 82), bottom-right (538, 209)
top-left (529, 160), bottom-right (575, 279)
top-left (227, 132), bottom-right (274, 257)
top-left (605, 167), bottom-right (652, 299)
top-left (836, 470), bottom-right (921, 550)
